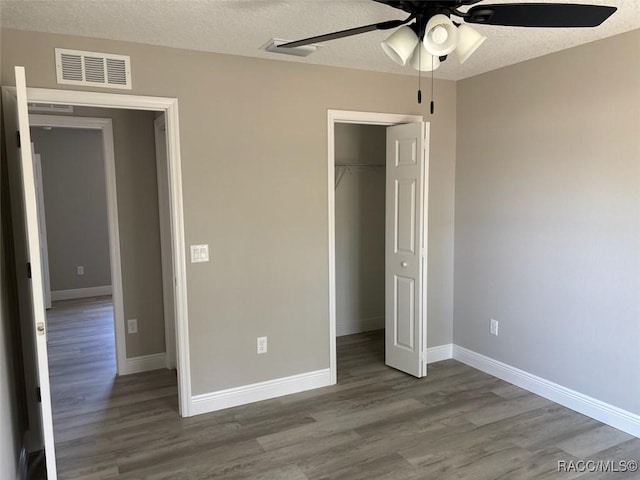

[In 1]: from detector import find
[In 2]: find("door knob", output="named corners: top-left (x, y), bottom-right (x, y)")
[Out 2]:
top-left (401, 262), bottom-right (408, 268)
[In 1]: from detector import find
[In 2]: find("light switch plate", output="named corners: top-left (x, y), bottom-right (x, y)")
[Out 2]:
top-left (127, 319), bottom-right (138, 334)
top-left (190, 244), bottom-right (209, 263)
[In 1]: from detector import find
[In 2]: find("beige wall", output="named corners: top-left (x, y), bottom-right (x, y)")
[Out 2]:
top-left (31, 127), bottom-right (112, 291)
top-left (71, 106), bottom-right (165, 359)
top-left (30, 107), bottom-right (165, 358)
top-left (1, 28), bottom-right (457, 395)
top-left (335, 123), bottom-right (386, 166)
top-left (455, 29), bottom-right (640, 414)
top-left (335, 124), bottom-right (386, 336)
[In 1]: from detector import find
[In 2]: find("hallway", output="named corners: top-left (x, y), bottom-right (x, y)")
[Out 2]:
top-left (45, 296), bottom-right (178, 479)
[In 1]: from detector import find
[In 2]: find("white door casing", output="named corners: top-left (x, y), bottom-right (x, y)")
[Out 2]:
top-left (33, 151), bottom-right (53, 309)
top-left (3, 67), bottom-right (58, 478)
top-left (385, 122), bottom-right (428, 378)
top-left (154, 114), bottom-right (177, 370)
top-left (24, 85), bottom-right (191, 416)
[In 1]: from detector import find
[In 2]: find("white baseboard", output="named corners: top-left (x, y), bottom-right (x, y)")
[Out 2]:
top-left (190, 368), bottom-right (331, 416)
top-left (120, 352), bottom-right (167, 375)
top-left (427, 344), bottom-right (453, 364)
top-left (337, 316), bottom-right (385, 337)
top-left (453, 345), bottom-right (640, 438)
top-left (51, 285), bottom-right (112, 301)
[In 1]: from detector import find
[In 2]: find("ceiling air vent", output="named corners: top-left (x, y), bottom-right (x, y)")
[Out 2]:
top-left (55, 48), bottom-right (132, 89)
top-left (263, 38), bottom-right (320, 57)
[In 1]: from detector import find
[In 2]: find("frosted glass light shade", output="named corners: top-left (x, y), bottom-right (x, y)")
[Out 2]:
top-left (424, 14), bottom-right (458, 56)
top-left (455, 24), bottom-right (487, 64)
top-left (381, 26), bottom-right (419, 66)
top-left (409, 43), bottom-right (441, 72)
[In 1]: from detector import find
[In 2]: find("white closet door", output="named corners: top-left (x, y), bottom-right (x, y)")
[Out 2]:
top-left (385, 122), bottom-right (428, 378)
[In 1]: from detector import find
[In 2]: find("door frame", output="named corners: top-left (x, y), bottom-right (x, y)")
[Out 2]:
top-left (29, 114), bottom-right (127, 375)
top-left (327, 109), bottom-right (424, 384)
top-left (154, 114), bottom-right (177, 370)
top-left (25, 87), bottom-right (192, 416)
top-left (32, 151), bottom-right (52, 309)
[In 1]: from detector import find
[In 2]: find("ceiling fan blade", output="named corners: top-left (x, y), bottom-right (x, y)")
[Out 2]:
top-left (373, 0), bottom-right (484, 12)
top-left (280, 17), bottom-right (412, 48)
top-left (465, 3), bottom-right (617, 28)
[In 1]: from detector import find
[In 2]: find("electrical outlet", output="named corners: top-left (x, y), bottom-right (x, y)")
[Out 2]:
top-left (127, 319), bottom-right (138, 334)
top-left (490, 319), bottom-right (499, 336)
top-left (77, 265), bottom-right (84, 275)
top-left (257, 336), bottom-right (267, 354)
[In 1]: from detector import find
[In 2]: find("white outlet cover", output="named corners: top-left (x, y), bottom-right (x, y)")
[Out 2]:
top-left (190, 244), bottom-right (209, 263)
top-left (490, 319), bottom-right (499, 336)
top-left (127, 318), bottom-right (138, 334)
top-left (257, 336), bottom-right (267, 354)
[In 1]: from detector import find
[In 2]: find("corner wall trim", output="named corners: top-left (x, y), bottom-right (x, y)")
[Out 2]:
top-left (121, 352), bottom-right (167, 376)
top-left (427, 344), bottom-right (453, 364)
top-left (452, 345), bottom-right (640, 438)
top-left (190, 368), bottom-right (331, 416)
top-left (51, 285), bottom-right (112, 301)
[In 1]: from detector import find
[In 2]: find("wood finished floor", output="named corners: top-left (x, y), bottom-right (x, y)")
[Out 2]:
top-left (44, 297), bottom-right (639, 479)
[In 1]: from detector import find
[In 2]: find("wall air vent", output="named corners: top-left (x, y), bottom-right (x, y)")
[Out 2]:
top-left (28, 103), bottom-right (74, 114)
top-left (55, 48), bottom-right (132, 89)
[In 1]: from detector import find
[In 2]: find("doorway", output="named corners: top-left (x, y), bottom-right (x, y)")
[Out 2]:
top-left (334, 123), bottom-right (387, 379)
top-left (28, 107), bottom-right (180, 476)
top-left (28, 115), bottom-right (124, 372)
top-left (23, 88), bottom-right (191, 417)
top-left (3, 70), bottom-right (192, 479)
top-left (327, 110), bottom-right (428, 384)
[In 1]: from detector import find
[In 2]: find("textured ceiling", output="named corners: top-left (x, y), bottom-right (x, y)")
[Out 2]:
top-left (1, 0), bottom-right (639, 80)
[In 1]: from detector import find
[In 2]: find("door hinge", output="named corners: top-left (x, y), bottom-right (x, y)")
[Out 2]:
top-left (36, 387), bottom-right (41, 403)
top-left (27, 262), bottom-right (32, 279)
top-left (17, 131), bottom-right (21, 148)
top-left (420, 351), bottom-right (427, 363)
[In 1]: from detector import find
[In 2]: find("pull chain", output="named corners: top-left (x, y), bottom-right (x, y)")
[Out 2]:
top-left (417, 41), bottom-right (422, 104)
top-left (430, 55), bottom-right (435, 115)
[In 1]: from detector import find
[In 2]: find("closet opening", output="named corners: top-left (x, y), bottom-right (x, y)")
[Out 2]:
top-left (334, 123), bottom-right (387, 381)
top-left (327, 110), bottom-right (428, 384)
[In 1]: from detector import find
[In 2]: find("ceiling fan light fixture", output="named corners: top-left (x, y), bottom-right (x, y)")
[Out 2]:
top-left (423, 14), bottom-right (458, 56)
top-left (455, 24), bottom-right (487, 64)
top-left (409, 43), bottom-right (441, 72)
top-left (381, 25), bottom-right (419, 66)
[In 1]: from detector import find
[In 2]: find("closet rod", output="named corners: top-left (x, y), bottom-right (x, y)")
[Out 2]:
top-left (335, 164), bottom-right (385, 189)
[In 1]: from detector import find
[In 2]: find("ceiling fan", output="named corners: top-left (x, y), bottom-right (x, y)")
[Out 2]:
top-left (281, 1), bottom-right (618, 72)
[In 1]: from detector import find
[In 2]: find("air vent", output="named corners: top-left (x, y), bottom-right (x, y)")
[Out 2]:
top-left (55, 48), bottom-right (132, 89)
top-left (28, 103), bottom-right (74, 114)
top-left (263, 38), bottom-right (320, 57)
